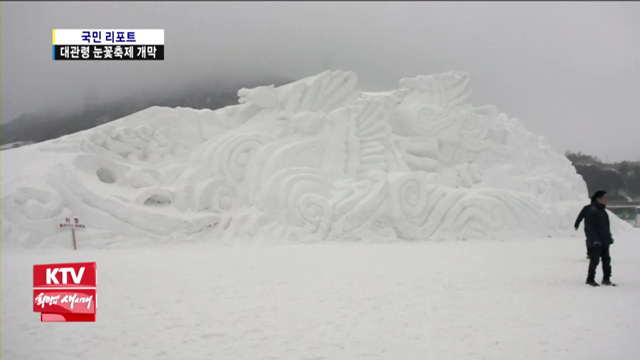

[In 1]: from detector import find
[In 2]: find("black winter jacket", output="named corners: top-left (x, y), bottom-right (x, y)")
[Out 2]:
top-left (575, 202), bottom-right (613, 247)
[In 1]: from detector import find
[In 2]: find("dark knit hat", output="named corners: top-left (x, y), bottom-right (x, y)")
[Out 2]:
top-left (591, 190), bottom-right (607, 202)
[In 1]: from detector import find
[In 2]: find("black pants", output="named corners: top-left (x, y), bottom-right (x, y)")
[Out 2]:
top-left (587, 244), bottom-right (612, 282)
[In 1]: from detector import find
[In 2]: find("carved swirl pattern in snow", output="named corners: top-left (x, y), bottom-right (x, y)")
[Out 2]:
top-left (387, 173), bottom-right (435, 238)
top-left (449, 196), bottom-right (509, 239)
top-left (459, 111), bottom-right (489, 140)
top-left (205, 134), bottom-right (272, 183)
top-left (391, 175), bottom-right (429, 223)
top-left (330, 175), bottom-right (388, 237)
top-left (1, 187), bottom-right (65, 222)
top-left (260, 168), bottom-right (332, 231)
top-left (193, 178), bottom-right (237, 213)
top-left (415, 105), bottom-right (452, 135)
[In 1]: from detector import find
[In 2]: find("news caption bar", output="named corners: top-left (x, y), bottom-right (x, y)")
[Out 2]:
top-left (52, 29), bottom-right (164, 60)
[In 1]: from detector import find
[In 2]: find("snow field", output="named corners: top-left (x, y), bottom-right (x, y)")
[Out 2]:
top-left (2, 233), bottom-right (640, 360)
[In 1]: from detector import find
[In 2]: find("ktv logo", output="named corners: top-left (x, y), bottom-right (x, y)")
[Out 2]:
top-left (33, 262), bottom-right (97, 322)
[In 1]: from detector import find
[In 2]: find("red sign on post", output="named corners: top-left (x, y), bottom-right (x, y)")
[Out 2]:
top-left (33, 262), bottom-right (97, 322)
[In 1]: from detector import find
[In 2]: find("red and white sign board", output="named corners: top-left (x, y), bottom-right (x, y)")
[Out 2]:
top-left (33, 262), bottom-right (97, 322)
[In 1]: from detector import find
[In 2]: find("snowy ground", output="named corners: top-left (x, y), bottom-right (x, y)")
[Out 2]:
top-left (2, 232), bottom-right (639, 360)
top-left (3, 70), bottom-right (637, 360)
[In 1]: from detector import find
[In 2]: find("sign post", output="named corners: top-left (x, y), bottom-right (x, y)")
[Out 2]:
top-left (59, 217), bottom-right (86, 250)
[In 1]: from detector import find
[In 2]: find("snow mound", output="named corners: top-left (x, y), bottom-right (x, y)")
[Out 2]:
top-left (2, 70), bottom-right (618, 247)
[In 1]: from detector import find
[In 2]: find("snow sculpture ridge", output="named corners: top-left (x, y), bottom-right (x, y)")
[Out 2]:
top-left (1, 70), bottom-right (595, 247)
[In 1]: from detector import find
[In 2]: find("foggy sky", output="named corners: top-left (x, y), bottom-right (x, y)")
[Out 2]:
top-left (1, 1), bottom-right (639, 162)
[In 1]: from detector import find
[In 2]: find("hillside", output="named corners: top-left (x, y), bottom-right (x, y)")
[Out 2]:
top-left (566, 151), bottom-right (640, 203)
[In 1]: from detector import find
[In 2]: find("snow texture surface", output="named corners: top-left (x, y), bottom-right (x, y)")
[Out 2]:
top-left (2, 235), bottom-right (640, 359)
top-left (0, 70), bottom-right (632, 248)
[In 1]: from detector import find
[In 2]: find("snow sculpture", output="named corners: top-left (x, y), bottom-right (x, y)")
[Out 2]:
top-left (1, 70), bottom-right (593, 246)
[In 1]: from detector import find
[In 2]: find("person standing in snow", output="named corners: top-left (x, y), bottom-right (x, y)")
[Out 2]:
top-left (578, 190), bottom-right (615, 287)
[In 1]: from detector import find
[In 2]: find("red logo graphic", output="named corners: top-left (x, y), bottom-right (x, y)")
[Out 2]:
top-left (33, 262), bottom-right (97, 322)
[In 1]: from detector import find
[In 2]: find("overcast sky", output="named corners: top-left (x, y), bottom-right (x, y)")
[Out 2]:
top-left (1, 1), bottom-right (639, 161)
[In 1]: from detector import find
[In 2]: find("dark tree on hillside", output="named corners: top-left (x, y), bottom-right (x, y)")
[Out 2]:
top-left (566, 151), bottom-right (640, 202)
top-left (565, 151), bottom-right (601, 165)
top-left (627, 164), bottom-right (640, 200)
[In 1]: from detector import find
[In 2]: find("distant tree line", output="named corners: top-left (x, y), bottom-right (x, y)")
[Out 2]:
top-left (566, 151), bottom-right (640, 204)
